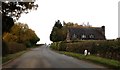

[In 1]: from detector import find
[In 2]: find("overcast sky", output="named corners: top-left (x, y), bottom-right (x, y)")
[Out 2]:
top-left (18, 0), bottom-right (119, 44)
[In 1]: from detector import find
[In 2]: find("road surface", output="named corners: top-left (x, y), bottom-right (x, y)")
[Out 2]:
top-left (3, 45), bottom-right (106, 68)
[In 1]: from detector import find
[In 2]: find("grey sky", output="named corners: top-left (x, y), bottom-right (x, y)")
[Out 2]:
top-left (18, 0), bottom-right (119, 44)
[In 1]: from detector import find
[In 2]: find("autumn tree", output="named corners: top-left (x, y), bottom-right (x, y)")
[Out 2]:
top-left (2, 1), bottom-right (38, 56)
top-left (24, 29), bottom-right (40, 47)
top-left (3, 23), bottom-right (40, 47)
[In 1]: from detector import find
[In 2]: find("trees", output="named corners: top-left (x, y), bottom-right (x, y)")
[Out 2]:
top-left (50, 27), bottom-right (60, 42)
top-left (3, 23), bottom-right (40, 47)
top-left (50, 20), bottom-right (67, 42)
top-left (63, 22), bottom-right (74, 27)
top-left (24, 29), bottom-right (40, 47)
top-left (54, 20), bottom-right (63, 29)
top-left (2, 16), bottom-right (14, 33)
top-left (1, 1), bottom-right (39, 56)
top-left (1, 1), bottom-right (38, 33)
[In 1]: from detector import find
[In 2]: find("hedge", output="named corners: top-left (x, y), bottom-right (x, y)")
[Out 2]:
top-left (2, 40), bottom-right (9, 56)
top-left (50, 40), bottom-right (120, 61)
top-left (2, 41), bottom-right (27, 56)
top-left (7, 42), bottom-right (26, 54)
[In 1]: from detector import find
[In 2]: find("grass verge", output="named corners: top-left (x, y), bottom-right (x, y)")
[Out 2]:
top-left (2, 50), bottom-right (27, 64)
top-left (60, 51), bottom-right (120, 69)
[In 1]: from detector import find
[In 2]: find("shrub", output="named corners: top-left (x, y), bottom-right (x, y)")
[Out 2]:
top-left (24, 41), bottom-right (32, 48)
top-left (51, 40), bottom-right (120, 61)
top-left (7, 42), bottom-right (26, 54)
top-left (58, 41), bottom-right (67, 51)
top-left (2, 40), bottom-right (9, 56)
top-left (50, 42), bottom-right (57, 50)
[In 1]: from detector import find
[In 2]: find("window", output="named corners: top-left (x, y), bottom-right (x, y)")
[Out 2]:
top-left (72, 34), bottom-right (77, 40)
top-left (90, 34), bottom-right (94, 38)
top-left (81, 34), bottom-right (86, 38)
top-left (73, 34), bottom-right (77, 38)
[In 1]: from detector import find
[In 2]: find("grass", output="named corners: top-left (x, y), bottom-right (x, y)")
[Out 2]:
top-left (60, 51), bottom-right (120, 69)
top-left (2, 50), bottom-right (26, 64)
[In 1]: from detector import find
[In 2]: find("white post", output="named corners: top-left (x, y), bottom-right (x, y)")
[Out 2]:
top-left (88, 52), bottom-right (90, 55)
top-left (84, 50), bottom-right (87, 56)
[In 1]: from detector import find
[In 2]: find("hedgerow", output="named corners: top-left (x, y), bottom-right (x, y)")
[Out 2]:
top-left (50, 40), bottom-right (120, 61)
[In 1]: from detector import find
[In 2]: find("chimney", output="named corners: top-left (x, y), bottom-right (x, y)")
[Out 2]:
top-left (101, 26), bottom-right (105, 31)
top-left (101, 26), bottom-right (105, 39)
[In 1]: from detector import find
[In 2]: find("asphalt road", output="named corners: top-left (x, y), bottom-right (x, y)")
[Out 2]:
top-left (3, 45), bottom-right (106, 68)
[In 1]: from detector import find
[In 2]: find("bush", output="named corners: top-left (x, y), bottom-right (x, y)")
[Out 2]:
top-left (51, 40), bottom-right (120, 61)
top-left (66, 41), bottom-right (94, 54)
top-left (2, 40), bottom-right (9, 56)
top-left (7, 42), bottom-right (26, 54)
top-left (50, 42), bottom-right (57, 50)
top-left (50, 41), bottom-right (67, 51)
top-left (58, 41), bottom-right (67, 51)
top-left (24, 41), bottom-right (32, 48)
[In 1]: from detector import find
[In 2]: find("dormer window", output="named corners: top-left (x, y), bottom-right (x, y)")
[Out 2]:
top-left (72, 34), bottom-right (77, 40)
top-left (73, 34), bottom-right (77, 38)
top-left (90, 34), bottom-right (94, 38)
top-left (81, 34), bottom-right (86, 38)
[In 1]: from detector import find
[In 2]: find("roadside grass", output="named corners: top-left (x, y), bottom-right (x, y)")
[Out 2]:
top-left (59, 51), bottom-right (120, 69)
top-left (2, 50), bottom-right (27, 64)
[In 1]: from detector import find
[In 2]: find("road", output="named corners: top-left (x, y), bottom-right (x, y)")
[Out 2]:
top-left (3, 45), bottom-right (106, 68)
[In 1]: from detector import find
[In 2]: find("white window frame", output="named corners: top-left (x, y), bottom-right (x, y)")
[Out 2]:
top-left (90, 34), bottom-right (94, 38)
top-left (81, 34), bottom-right (86, 38)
